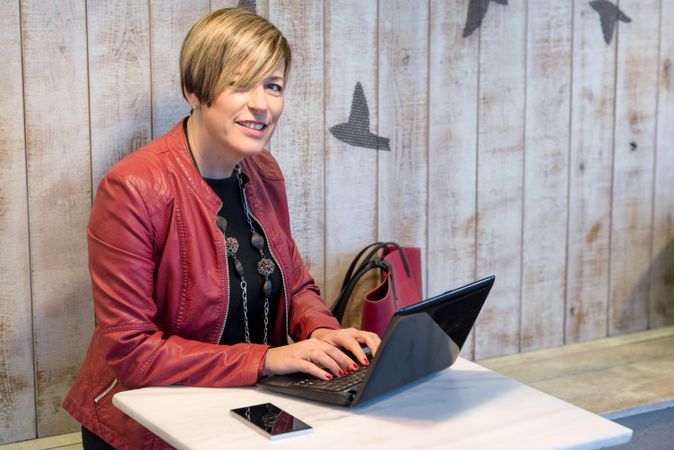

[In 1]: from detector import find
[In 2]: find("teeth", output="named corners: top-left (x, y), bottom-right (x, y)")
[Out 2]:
top-left (239, 122), bottom-right (264, 131)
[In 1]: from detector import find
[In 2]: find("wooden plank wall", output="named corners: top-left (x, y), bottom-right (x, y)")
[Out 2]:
top-left (474, 0), bottom-right (526, 360)
top-left (324, 0), bottom-right (378, 325)
top-left (567, 0), bottom-right (617, 343)
top-left (0, 0), bottom-right (34, 442)
top-left (21, 0), bottom-right (93, 440)
top-left (1, 0), bottom-right (673, 443)
top-left (609, 0), bottom-right (660, 335)
top-left (520, 1), bottom-right (571, 352)
top-left (428, 0), bottom-right (478, 357)
top-left (652, 0), bottom-right (674, 328)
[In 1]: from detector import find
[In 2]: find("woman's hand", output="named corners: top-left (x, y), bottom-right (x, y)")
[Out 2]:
top-left (310, 328), bottom-right (381, 366)
top-left (263, 338), bottom-right (360, 380)
top-left (262, 328), bottom-right (381, 380)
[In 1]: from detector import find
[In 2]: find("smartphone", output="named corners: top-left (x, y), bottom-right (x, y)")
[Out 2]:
top-left (230, 402), bottom-right (312, 440)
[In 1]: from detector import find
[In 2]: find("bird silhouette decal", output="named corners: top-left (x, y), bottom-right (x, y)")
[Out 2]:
top-left (329, 82), bottom-right (390, 151)
top-left (463, 0), bottom-right (508, 38)
top-left (237, 0), bottom-right (256, 12)
top-left (589, 1), bottom-right (631, 45)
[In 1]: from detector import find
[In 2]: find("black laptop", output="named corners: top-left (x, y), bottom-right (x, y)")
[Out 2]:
top-left (258, 275), bottom-right (495, 407)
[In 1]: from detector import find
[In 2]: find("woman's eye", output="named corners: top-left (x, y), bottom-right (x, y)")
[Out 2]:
top-left (266, 83), bottom-right (283, 94)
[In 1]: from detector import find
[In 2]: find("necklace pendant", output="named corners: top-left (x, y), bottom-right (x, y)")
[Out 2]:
top-left (225, 236), bottom-right (239, 256)
top-left (257, 258), bottom-right (276, 276)
top-left (251, 231), bottom-right (265, 250)
top-left (263, 279), bottom-right (272, 298)
top-left (215, 215), bottom-right (227, 234)
top-left (234, 258), bottom-right (245, 277)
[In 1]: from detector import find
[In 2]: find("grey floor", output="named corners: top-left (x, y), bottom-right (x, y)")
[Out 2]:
top-left (612, 407), bottom-right (674, 450)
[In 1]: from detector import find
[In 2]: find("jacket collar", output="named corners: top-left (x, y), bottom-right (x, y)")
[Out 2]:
top-left (165, 118), bottom-right (252, 213)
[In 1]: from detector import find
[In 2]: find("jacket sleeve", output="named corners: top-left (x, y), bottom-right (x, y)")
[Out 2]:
top-left (89, 157), bottom-right (267, 389)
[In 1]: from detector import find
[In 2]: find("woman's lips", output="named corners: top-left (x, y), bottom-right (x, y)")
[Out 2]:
top-left (236, 120), bottom-right (267, 138)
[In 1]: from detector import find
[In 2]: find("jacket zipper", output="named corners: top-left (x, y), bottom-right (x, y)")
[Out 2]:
top-left (241, 189), bottom-right (290, 339)
top-left (94, 378), bottom-right (118, 403)
top-left (214, 205), bottom-right (231, 344)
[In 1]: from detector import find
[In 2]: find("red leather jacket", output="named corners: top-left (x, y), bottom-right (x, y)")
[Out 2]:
top-left (62, 119), bottom-right (340, 449)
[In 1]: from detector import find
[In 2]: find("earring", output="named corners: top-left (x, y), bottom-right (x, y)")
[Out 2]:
top-left (192, 101), bottom-right (199, 110)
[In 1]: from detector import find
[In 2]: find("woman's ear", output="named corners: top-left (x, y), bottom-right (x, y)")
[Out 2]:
top-left (184, 90), bottom-right (200, 111)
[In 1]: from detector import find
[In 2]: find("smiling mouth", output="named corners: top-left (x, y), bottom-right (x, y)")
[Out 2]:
top-left (237, 121), bottom-right (266, 131)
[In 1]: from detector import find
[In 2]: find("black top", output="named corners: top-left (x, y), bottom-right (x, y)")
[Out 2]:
top-left (204, 175), bottom-right (282, 345)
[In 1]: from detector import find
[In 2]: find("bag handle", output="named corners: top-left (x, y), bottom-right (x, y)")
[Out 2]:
top-left (331, 241), bottom-right (412, 323)
top-left (332, 258), bottom-right (393, 323)
top-left (339, 241), bottom-right (412, 289)
top-left (339, 242), bottom-right (385, 289)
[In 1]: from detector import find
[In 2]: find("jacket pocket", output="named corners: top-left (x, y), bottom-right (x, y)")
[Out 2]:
top-left (94, 378), bottom-right (118, 404)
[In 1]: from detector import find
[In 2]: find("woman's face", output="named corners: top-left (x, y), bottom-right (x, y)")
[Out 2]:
top-left (200, 62), bottom-right (285, 161)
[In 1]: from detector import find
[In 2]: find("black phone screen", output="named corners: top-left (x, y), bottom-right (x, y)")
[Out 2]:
top-left (230, 402), bottom-right (312, 440)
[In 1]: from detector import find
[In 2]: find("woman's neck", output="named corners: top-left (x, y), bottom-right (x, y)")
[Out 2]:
top-left (186, 114), bottom-right (239, 179)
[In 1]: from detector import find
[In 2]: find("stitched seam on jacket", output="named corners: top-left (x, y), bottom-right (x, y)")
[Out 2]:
top-left (99, 322), bottom-right (157, 333)
top-left (173, 195), bottom-right (189, 334)
top-left (145, 143), bottom-right (173, 218)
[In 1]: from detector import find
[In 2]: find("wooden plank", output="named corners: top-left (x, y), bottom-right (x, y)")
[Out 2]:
top-left (651, 0), bottom-right (674, 327)
top-left (565, 0), bottom-right (617, 343)
top-left (88, 0), bottom-right (152, 190)
top-left (267, 1), bottom-right (325, 290)
top-left (323, 1), bottom-right (378, 319)
top-left (530, 357), bottom-right (674, 416)
top-left (377, 0), bottom-right (428, 289)
top-left (608, 0), bottom-right (660, 335)
top-left (428, 0), bottom-right (478, 358)
top-left (0, 432), bottom-right (82, 450)
top-left (21, 0), bottom-right (92, 437)
top-left (0, 0), bottom-right (35, 444)
top-left (482, 333), bottom-right (674, 384)
top-left (209, 0), bottom-right (238, 9)
top-left (520, 1), bottom-right (572, 351)
top-left (150, 0), bottom-right (209, 137)
top-left (211, 0), bottom-right (268, 18)
top-left (480, 326), bottom-right (674, 415)
top-left (480, 325), bottom-right (674, 371)
top-left (474, 0), bottom-right (526, 359)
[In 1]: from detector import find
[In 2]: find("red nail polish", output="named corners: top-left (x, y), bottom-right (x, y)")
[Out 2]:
top-left (362, 358), bottom-right (369, 365)
top-left (353, 363), bottom-right (359, 370)
top-left (338, 370), bottom-right (344, 377)
top-left (346, 367), bottom-right (352, 373)
top-left (325, 373), bottom-right (332, 379)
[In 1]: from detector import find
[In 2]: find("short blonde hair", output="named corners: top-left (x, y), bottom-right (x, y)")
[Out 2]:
top-left (180, 8), bottom-right (291, 106)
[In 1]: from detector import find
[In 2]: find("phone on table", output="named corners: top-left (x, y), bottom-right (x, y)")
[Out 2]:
top-left (230, 402), bottom-right (313, 440)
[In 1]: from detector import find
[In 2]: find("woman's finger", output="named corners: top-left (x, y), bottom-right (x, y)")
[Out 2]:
top-left (294, 358), bottom-right (333, 381)
top-left (350, 345), bottom-right (370, 366)
top-left (359, 332), bottom-right (381, 357)
top-left (335, 336), bottom-right (370, 366)
top-left (315, 341), bottom-right (360, 376)
top-left (308, 346), bottom-right (348, 377)
top-left (327, 343), bottom-right (361, 373)
top-left (336, 330), bottom-right (378, 364)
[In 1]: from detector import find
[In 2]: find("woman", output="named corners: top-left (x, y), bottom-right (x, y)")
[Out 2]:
top-left (63, 8), bottom-right (380, 449)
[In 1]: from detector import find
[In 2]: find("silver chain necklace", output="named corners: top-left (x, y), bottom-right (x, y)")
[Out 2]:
top-left (184, 121), bottom-right (275, 344)
top-left (218, 165), bottom-right (276, 344)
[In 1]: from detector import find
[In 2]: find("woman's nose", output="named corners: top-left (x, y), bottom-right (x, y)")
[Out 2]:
top-left (247, 85), bottom-right (267, 112)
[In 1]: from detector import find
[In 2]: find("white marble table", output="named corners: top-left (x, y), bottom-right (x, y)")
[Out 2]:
top-left (113, 358), bottom-right (631, 449)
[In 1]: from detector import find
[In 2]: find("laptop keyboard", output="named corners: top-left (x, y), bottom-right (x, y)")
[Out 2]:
top-left (291, 365), bottom-right (370, 392)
